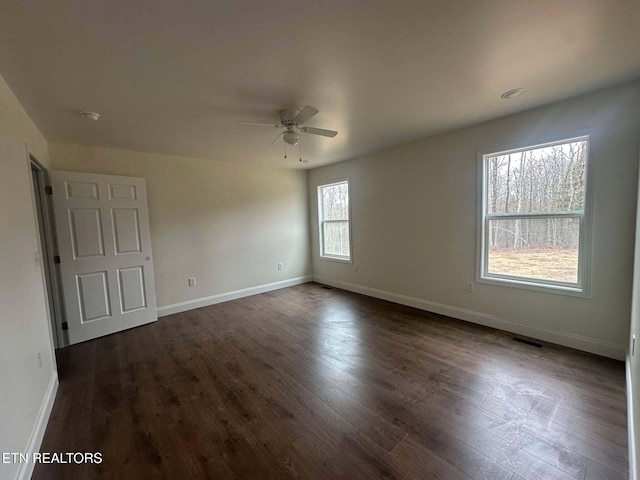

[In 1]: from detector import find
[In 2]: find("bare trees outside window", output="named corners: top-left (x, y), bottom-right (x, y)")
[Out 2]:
top-left (480, 137), bottom-right (590, 292)
top-left (318, 181), bottom-right (351, 261)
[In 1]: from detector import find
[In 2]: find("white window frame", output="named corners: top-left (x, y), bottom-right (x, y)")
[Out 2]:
top-left (318, 179), bottom-right (352, 263)
top-left (476, 135), bottom-right (593, 297)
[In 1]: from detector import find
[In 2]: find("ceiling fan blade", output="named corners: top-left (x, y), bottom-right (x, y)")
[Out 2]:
top-left (301, 126), bottom-right (338, 138)
top-left (238, 121), bottom-right (281, 127)
top-left (293, 105), bottom-right (319, 125)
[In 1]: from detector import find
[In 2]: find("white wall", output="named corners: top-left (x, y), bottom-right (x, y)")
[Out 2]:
top-left (48, 143), bottom-right (311, 313)
top-left (0, 77), bottom-right (48, 165)
top-left (0, 74), bottom-right (57, 480)
top-left (309, 81), bottom-right (640, 360)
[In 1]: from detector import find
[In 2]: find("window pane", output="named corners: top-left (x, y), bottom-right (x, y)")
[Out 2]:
top-left (323, 221), bottom-right (350, 257)
top-left (487, 140), bottom-right (587, 214)
top-left (487, 217), bottom-right (580, 283)
top-left (321, 183), bottom-right (349, 220)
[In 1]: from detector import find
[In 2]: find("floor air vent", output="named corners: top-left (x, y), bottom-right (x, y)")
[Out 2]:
top-left (513, 337), bottom-right (543, 348)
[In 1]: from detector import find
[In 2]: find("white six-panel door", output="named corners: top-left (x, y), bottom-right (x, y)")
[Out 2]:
top-left (51, 171), bottom-right (157, 344)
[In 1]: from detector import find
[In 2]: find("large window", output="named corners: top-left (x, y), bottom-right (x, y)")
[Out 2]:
top-left (478, 136), bottom-right (591, 294)
top-left (318, 180), bottom-right (351, 261)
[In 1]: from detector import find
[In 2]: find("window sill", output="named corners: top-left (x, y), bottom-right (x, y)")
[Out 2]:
top-left (477, 275), bottom-right (590, 298)
top-left (319, 255), bottom-right (352, 264)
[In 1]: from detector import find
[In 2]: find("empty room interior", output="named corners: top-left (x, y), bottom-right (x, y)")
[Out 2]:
top-left (3, 1), bottom-right (640, 479)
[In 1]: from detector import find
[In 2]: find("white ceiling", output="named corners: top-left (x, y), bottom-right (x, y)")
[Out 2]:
top-left (1, 0), bottom-right (640, 169)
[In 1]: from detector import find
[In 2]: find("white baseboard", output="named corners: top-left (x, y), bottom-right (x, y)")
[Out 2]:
top-left (16, 372), bottom-right (58, 480)
top-left (627, 356), bottom-right (637, 480)
top-left (313, 276), bottom-right (626, 361)
top-left (157, 275), bottom-right (313, 317)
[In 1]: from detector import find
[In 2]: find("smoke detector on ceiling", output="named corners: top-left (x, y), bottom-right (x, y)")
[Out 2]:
top-left (501, 88), bottom-right (527, 99)
top-left (80, 111), bottom-right (100, 121)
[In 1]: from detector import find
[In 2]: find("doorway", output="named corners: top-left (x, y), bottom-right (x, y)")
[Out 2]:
top-left (30, 158), bottom-right (64, 348)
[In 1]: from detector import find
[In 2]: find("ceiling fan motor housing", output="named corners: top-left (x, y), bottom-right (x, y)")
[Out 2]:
top-left (281, 110), bottom-right (303, 144)
top-left (279, 109), bottom-right (301, 125)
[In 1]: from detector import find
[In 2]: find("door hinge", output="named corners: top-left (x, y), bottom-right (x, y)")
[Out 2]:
top-left (54, 255), bottom-right (61, 264)
top-left (62, 322), bottom-right (68, 331)
top-left (45, 186), bottom-right (53, 195)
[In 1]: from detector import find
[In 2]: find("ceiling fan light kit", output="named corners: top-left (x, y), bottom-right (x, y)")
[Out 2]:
top-left (239, 105), bottom-right (338, 160)
top-left (283, 130), bottom-right (301, 145)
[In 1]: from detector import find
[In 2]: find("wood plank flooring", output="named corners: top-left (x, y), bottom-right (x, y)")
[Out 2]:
top-left (34, 283), bottom-right (628, 479)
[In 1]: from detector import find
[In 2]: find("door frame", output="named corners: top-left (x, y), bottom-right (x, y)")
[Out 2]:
top-left (29, 157), bottom-right (66, 348)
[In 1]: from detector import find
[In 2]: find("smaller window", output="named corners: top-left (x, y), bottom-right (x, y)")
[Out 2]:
top-left (318, 180), bottom-right (351, 261)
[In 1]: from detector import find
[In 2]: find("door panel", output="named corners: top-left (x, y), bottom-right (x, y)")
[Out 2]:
top-left (112, 208), bottom-right (141, 254)
top-left (118, 266), bottom-right (147, 312)
top-left (66, 181), bottom-right (99, 199)
top-left (109, 184), bottom-right (137, 200)
top-left (77, 271), bottom-right (111, 322)
top-left (69, 208), bottom-right (104, 258)
top-left (51, 171), bottom-right (157, 344)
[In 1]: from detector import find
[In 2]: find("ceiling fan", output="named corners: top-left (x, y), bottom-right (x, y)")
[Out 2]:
top-left (239, 105), bottom-right (338, 146)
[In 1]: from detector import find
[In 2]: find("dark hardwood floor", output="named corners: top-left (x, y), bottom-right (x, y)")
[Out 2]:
top-left (34, 283), bottom-right (628, 479)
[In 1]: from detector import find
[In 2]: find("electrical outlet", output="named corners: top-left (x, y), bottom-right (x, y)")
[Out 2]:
top-left (36, 352), bottom-right (42, 369)
top-left (277, 262), bottom-right (283, 271)
top-left (465, 281), bottom-right (475, 293)
top-left (188, 277), bottom-right (196, 287)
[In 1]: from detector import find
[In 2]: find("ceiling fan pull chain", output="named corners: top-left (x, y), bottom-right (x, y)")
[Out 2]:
top-left (284, 142), bottom-right (287, 159)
